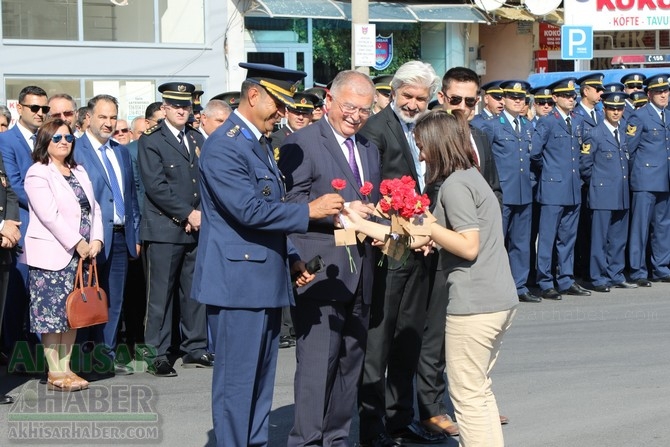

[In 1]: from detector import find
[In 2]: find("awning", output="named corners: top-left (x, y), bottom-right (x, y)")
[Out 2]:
top-left (251, 0), bottom-right (489, 24)
top-left (492, 6), bottom-right (563, 24)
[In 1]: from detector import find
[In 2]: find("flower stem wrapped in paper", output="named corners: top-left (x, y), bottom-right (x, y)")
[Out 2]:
top-left (331, 178), bottom-right (357, 273)
top-left (374, 176), bottom-right (435, 261)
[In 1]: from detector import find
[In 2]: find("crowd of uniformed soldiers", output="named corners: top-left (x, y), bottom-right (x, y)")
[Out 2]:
top-left (473, 71), bottom-right (670, 302)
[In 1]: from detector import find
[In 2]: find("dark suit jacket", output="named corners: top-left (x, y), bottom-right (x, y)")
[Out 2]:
top-left (75, 134), bottom-right (141, 261)
top-left (359, 105), bottom-right (420, 190)
top-left (279, 118), bottom-right (381, 305)
top-left (470, 125), bottom-right (503, 206)
top-left (192, 112), bottom-right (309, 309)
top-left (125, 140), bottom-right (145, 214)
top-left (138, 121), bottom-right (203, 244)
top-left (0, 156), bottom-right (19, 266)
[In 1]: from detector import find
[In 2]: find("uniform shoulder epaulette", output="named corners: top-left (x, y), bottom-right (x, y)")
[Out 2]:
top-left (144, 124), bottom-right (160, 135)
top-left (226, 125), bottom-right (241, 138)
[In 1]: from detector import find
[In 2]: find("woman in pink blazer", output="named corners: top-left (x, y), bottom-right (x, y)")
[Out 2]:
top-left (22, 119), bottom-right (103, 392)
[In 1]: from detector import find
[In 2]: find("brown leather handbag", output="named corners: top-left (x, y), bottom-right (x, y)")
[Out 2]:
top-left (65, 258), bottom-right (108, 329)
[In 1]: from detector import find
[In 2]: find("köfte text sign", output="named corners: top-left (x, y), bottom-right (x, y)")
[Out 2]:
top-left (564, 0), bottom-right (670, 31)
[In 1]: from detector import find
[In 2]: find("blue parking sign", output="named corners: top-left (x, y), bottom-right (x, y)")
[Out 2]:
top-left (561, 25), bottom-right (593, 60)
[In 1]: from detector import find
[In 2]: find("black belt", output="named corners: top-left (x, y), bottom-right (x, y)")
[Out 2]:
top-left (112, 225), bottom-right (125, 233)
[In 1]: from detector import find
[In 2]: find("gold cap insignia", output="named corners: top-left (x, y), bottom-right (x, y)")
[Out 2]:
top-left (177, 84), bottom-right (186, 92)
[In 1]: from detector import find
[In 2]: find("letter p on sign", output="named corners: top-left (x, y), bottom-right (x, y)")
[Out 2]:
top-left (561, 25), bottom-right (593, 60)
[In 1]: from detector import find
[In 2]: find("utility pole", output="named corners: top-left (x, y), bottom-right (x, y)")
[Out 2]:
top-left (351, 0), bottom-right (370, 75)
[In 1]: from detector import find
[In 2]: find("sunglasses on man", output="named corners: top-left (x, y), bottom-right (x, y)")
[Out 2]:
top-left (442, 94), bottom-right (478, 108)
top-left (114, 128), bottom-right (130, 136)
top-left (21, 104), bottom-right (50, 114)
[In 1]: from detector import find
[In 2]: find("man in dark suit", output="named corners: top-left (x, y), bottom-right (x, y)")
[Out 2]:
top-left (138, 82), bottom-right (211, 377)
top-left (279, 70), bottom-right (381, 447)
top-left (0, 85), bottom-right (48, 366)
top-left (626, 74), bottom-right (670, 286)
top-left (192, 62), bottom-right (343, 447)
top-left (482, 80), bottom-right (540, 303)
top-left (418, 67), bottom-right (505, 438)
top-left (75, 94), bottom-right (141, 375)
top-left (0, 156), bottom-right (21, 404)
top-left (355, 61), bottom-right (445, 447)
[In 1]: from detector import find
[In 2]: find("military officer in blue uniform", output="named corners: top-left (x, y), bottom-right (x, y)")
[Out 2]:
top-left (580, 92), bottom-right (637, 292)
top-left (530, 86), bottom-right (554, 128)
top-left (471, 80), bottom-right (504, 130)
top-left (531, 78), bottom-right (592, 300)
top-left (625, 73), bottom-right (670, 286)
top-left (621, 72), bottom-right (646, 114)
top-left (630, 91), bottom-right (648, 110)
top-left (574, 73), bottom-right (604, 130)
top-left (191, 62), bottom-right (344, 447)
top-left (482, 80), bottom-right (540, 303)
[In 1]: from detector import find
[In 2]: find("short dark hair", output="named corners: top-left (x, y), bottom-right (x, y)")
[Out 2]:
top-left (441, 67), bottom-right (480, 93)
top-left (87, 94), bottom-right (118, 112)
top-left (33, 118), bottom-right (77, 167)
top-left (18, 86), bottom-right (48, 104)
top-left (76, 106), bottom-right (89, 127)
top-left (145, 102), bottom-right (163, 120)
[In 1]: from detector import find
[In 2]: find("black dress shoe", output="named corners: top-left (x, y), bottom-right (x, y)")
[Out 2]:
top-left (613, 281), bottom-right (638, 289)
top-left (592, 284), bottom-right (610, 293)
top-left (518, 292), bottom-right (542, 303)
top-left (541, 288), bottom-right (562, 300)
top-left (635, 278), bottom-right (652, 287)
top-left (0, 395), bottom-right (14, 405)
top-left (279, 335), bottom-right (296, 349)
top-left (560, 283), bottom-right (592, 296)
top-left (148, 359), bottom-right (177, 377)
top-left (358, 433), bottom-right (400, 447)
top-left (182, 353), bottom-right (214, 368)
top-left (391, 420), bottom-right (447, 444)
top-left (655, 276), bottom-right (670, 283)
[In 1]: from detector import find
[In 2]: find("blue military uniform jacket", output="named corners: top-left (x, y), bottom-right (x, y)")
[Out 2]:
top-left (573, 102), bottom-right (603, 130)
top-left (625, 103), bottom-right (670, 193)
top-left (192, 112), bottom-right (309, 309)
top-left (470, 110), bottom-right (496, 131)
top-left (531, 109), bottom-right (584, 206)
top-left (482, 113), bottom-right (534, 205)
top-left (580, 121), bottom-right (630, 210)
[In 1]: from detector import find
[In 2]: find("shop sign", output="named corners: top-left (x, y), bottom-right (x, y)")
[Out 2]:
top-left (565, 0), bottom-right (670, 30)
top-left (540, 23), bottom-right (561, 50)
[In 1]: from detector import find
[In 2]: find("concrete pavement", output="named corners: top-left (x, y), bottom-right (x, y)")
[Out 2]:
top-left (1, 281), bottom-right (670, 446)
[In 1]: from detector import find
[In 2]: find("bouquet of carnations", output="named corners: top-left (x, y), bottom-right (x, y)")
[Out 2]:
top-left (375, 176), bottom-right (434, 261)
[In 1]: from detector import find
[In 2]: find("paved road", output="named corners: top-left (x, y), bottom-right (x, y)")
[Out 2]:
top-left (1, 282), bottom-right (669, 446)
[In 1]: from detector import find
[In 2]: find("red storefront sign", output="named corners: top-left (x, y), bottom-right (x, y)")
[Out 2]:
top-left (539, 23), bottom-right (561, 51)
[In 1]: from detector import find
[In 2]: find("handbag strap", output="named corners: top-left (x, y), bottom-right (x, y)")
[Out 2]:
top-left (73, 258), bottom-right (85, 291)
top-left (87, 258), bottom-right (101, 291)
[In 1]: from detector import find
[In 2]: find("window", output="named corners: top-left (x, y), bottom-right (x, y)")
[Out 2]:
top-left (2, 0), bottom-right (204, 44)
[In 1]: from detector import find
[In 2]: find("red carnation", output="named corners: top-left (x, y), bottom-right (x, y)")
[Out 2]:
top-left (360, 181), bottom-right (373, 197)
top-left (331, 178), bottom-right (347, 191)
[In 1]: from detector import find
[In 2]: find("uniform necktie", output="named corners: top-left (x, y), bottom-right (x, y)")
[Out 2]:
top-left (513, 117), bottom-right (520, 134)
top-left (614, 128), bottom-right (620, 147)
top-left (259, 135), bottom-right (275, 165)
top-left (344, 138), bottom-right (362, 188)
top-left (178, 130), bottom-right (189, 154)
top-left (98, 144), bottom-right (125, 220)
top-left (566, 116), bottom-right (572, 135)
top-left (590, 110), bottom-right (597, 124)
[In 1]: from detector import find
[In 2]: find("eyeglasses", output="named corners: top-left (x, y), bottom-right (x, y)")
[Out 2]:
top-left (50, 110), bottom-right (75, 118)
top-left (52, 134), bottom-right (74, 144)
top-left (556, 93), bottom-right (577, 100)
top-left (114, 128), bottom-right (130, 135)
top-left (627, 83), bottom-right (643, 89)
top-left (332, 97), bottom-right (372, 117)
top-left (21, 104), bottom-right (50, 114)
top-left (536, 100), bottom-right (555, 106)
top-left (443, 94), bottom-right (478, 108)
